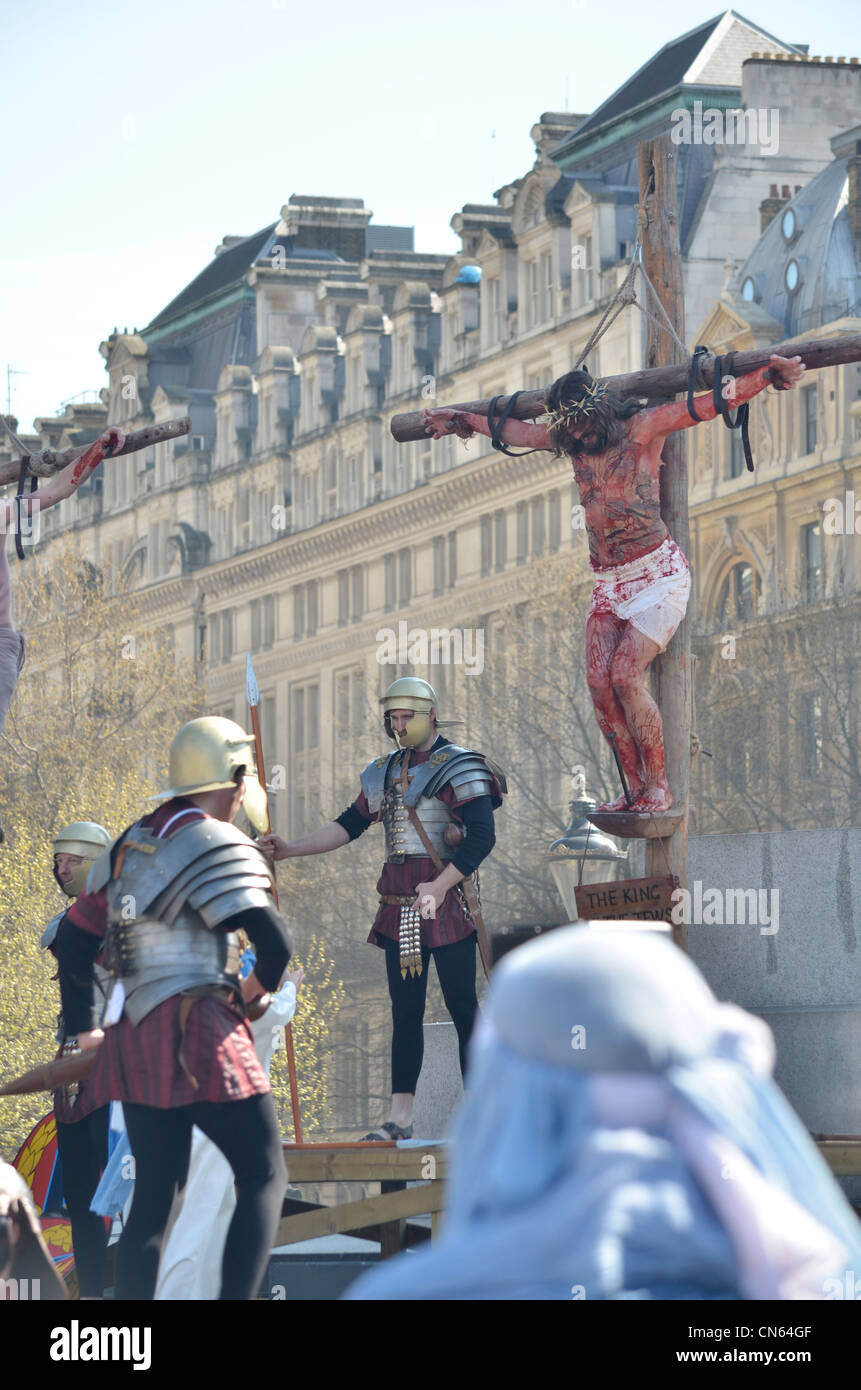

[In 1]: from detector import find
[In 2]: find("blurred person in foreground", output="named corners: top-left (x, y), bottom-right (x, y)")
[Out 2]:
top-left (347, 924), bottom-right (861, 1300)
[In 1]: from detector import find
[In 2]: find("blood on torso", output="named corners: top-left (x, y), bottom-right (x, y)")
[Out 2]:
top-left (571, 428), bottom-right (669, 568)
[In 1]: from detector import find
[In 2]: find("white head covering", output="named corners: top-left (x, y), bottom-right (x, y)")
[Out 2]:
top-left (347, 926), bottom-right (861, 1301)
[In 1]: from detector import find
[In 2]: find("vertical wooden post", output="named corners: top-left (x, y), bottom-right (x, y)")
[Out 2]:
top-left (637, 135), bottom-right (690, 950)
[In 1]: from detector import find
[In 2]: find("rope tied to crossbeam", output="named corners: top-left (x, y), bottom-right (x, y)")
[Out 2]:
top-left (565, 231), bottom-right (755, 469)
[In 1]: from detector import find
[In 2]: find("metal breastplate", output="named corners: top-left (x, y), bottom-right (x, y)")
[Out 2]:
top-left (105, 912), bottom-right (242, 1026)
top-left (98, 818), bottom-right (273, 1027)
top-left (381, 766), bottom-right (454, 862)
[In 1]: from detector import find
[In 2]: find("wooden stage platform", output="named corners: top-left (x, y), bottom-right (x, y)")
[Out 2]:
top-left (277, 1143), bottom-right (449, 1258)
top-left (275, 1138), bottom-right (861, 1261)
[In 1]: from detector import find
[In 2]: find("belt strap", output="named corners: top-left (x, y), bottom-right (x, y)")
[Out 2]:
top-left (14, 460), bottom-right (37, 561)
top-left (487, 391), bottom-right (540, 457)
top-left (687, 347), bottom-right (754, 472)
top-left (400, 756), bottom-right (493, 978)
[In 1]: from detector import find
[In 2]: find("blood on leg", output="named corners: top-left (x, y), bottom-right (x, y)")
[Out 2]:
top-left (608, 624), bottom-right (673, 810)
top-left (585, 612), bottom-right (646, 806)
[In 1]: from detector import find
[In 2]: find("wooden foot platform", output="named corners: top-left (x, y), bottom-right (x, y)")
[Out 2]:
top-left (587, 809), bottom-right (685, 840)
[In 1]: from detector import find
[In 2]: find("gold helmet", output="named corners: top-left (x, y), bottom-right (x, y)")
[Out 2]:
top-left (52, 821), bottom-right (112, 898)
top-left (153, 716), bottom-right (269, 834)
top-left (380, 677), bottom-right (438, 749)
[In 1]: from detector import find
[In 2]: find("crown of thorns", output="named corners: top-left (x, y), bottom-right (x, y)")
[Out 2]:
top-left (547, 379), bottom-right (609, 428)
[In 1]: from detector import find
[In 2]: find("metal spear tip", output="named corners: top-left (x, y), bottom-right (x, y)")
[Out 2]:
top-left (245, 652), bottom-right (260, 707)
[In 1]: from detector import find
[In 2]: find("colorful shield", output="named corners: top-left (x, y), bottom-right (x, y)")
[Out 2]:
top-left (12, 1111), bottom-right (75, 1277)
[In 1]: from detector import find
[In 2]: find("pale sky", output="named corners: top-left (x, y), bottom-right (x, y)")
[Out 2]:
top-left (1, 0), bottom-right (857, 432)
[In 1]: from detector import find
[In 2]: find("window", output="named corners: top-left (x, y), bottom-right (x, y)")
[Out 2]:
top-left (528, 260), bottom-right (539, 328)
top-left (804, 694), bottom-right (824, 776)
top-left (447, 531), bottom-right (457, 589)
top-left (306, 580), bottom-right (318, 636)
top-left (251, 598), bottom-right (262, 651)
top-left (335, 666), bottom-right (365, 796)
top-left (802, 521), bottom-right (822, 603)
top-left (336, 1020), bottom-right (369, 1129)
top-left (289, 681), bottom-right (320, 834)
top-left (493, 511), bottom-right (507, 572)
top-left (398, 548), bottom-right (412, 606)
top-left (221, 610), bottom-right (233, 664)
top-left (261, 695), bottom-right (277, 767)
top-left (480, 516), bottom-right (492, 578)
top-left (337, 567), bottom-right (364, 624)
top-left (531, 496), bottom-right (545, 557)
top-left (351, 564), bottom-right (364, 623)
top-left (541, 252), bottom-right (553, 321)
top-left (489, 276), bottom-right (503, 342)
top-left (728, 429), bottom-right (745, 479)
top-left (433, 536), bottom-right (445, 595)
top-left (717, 564), bottom-right (761, 623)
top-left (338, 570), bottom-right (349, 627)
top-left (516, 502), bottom-right (528, 565)
top-left (572, 234), bottom-right (593, 308)
top-left (384, 553), bottom-right (397, 612)
top-left (262, 594), bottom-right (275, 648)
top-left (804, 385), bottom-right (817, 454)
top-left (548, 491), bottom-right (561, 553)
top-left (207, 615), bottom-right (220, 665)
top-left (293, 586), bottom-right (305, 640)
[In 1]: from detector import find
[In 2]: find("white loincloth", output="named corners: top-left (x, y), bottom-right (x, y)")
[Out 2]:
top-left (588, 537), bottom-right (690, 651)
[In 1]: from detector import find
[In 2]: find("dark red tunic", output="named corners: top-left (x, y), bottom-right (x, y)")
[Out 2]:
top-left (66, 799), bottom-right (269, 1109)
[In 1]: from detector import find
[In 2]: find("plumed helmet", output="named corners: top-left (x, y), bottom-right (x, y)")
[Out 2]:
top-left (380, 677), bottom-right (438, 749)
top-left (52, 821), bottom-right (111, 897)
top-left (153, 716), bottom-right (269, 833)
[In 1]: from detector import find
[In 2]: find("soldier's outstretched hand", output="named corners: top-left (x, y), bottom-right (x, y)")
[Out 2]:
top-left (258, 833), bottom-right (288, 862)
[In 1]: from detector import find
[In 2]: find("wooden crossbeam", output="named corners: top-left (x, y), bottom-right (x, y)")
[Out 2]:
top-left (0, 417), bottom-right (191, 486)
top-left (389, 332), bottom-right (861, 442)
top-left (274, 1182), bottom-right (443, 1247)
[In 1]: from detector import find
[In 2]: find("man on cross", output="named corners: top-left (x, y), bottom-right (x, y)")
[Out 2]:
top-left (422, 354), bottom-right (805, 813)
top-left (0, 426), bottom-right (125, 734)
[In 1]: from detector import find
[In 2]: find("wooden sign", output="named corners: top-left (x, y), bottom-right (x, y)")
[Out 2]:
top-left (574, 874), bottom-right (680, 924)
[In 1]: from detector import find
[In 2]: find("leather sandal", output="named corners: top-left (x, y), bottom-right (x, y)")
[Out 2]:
top-left (359, 1121), bottom-right (413, 1142)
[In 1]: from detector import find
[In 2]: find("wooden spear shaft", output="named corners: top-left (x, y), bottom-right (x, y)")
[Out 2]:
top-left (638, 134), bottom-right (690, 952)
top-left (389, 334), bottom-right (861, 442)
top-left (0, 417), bottom-right (191, 486)
top-left (247, 700), bottom-right (305, 1145)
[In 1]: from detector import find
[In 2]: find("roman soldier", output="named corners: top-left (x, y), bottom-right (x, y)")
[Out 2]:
top-left (261, 677), bottom-right (505, 1141)
top-left (53, 716), bottom-right (293, 1300)
top-left (41, 820), bottom-right (113, 1300)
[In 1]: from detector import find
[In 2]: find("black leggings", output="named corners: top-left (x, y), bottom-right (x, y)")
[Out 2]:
top-left (385, 933), bottom-right (479, 1094)
top-left (116, 1093), bottom-right (287, 1300)
top-left (55, 1105), bottom-right (110, 1298)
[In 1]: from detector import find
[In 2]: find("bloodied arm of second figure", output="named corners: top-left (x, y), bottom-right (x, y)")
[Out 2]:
top-left (635, 356), bottom-right (806, 445)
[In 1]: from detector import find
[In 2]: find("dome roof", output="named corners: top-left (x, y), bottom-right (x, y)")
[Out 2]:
top-left (734, 155), bottom-right (861, 337)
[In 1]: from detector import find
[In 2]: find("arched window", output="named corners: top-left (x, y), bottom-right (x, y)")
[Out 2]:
top-left (716, 563), bottom-right (762, 624)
